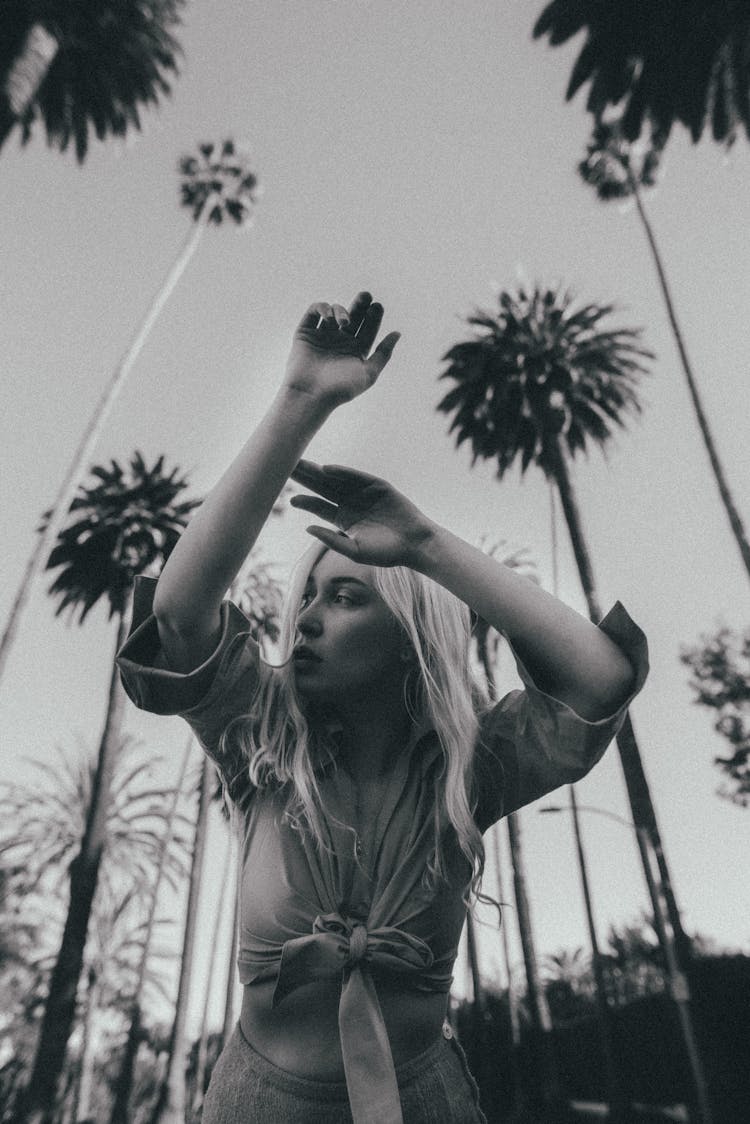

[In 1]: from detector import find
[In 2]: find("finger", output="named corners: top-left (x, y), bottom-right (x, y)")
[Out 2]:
top-left (355, 301), bottom-right (384, 352)
top-left (365, 331), bottom-right (401, 379)
top-left (298, 301), bottom-right (337, 332)
top-left (305, 525), bottom-right (360, 558)
top-left (297, 305), bottom-right (323, 331)
top-left (292, 459), bottom-right (330, 487)
top-left (347, 291), bottom-right (372, 334)
top-left (320, 464), bottom-right (381, 488)
top-left (291, 461), bottom-right (348, 501)
top-left (289, 494), bottom-right (341, 522)
top-left (330, 303), bottom-right (352, 331)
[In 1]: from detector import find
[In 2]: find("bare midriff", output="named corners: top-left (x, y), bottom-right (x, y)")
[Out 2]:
top-left (239, 975), bottom-right (449, 1079)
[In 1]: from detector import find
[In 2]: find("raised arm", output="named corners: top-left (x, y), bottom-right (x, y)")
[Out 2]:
top-left (289, 464), bottom-right (635, 721)
top-left (153, 293), bottom-right (400, 672)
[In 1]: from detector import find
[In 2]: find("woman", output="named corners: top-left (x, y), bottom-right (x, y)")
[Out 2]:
top-left (117, 292), bottom-right (648, 1123)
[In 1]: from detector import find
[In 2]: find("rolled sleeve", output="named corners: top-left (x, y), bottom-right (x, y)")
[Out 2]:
top-left (474, 601), bottom-right (649, 832)
top-left (117, 576), bottom-right (262, 805)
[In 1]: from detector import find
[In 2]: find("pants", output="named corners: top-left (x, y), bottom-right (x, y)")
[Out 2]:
top-left (202, 1021), bottom-right (488, 1123)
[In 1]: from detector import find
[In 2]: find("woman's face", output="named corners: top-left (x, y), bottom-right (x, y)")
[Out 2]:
top-left (291, 550), bottom-right (406, 704)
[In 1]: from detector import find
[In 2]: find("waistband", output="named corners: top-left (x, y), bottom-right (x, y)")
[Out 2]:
top-left (234, 1020), bottom-right (447, 1102)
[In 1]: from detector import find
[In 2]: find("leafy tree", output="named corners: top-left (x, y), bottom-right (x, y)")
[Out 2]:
top-left (17, 453), bottom-right (199, 1124)
top-left (579, 120), bottom-right (750, 581)
top-left (533, 0), bottom-right (750, 146)
top-left (0, 0), bottom-right (184, 160)
top-left (542, 947), bottom-right (596, 1024)
top-left (682, 626), bottom-right (750, 807)
top-left (437, 283), bottom-right (691, 969)
top-left (601, 916), bottom-right (667, 1006)
top-left (0, 138), bottom-right (259, 689)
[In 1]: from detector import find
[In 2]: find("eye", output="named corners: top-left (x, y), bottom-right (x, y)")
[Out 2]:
top-left (300, 590), bottom-right (313, 609)
top-left (333, 591), bottom-right (354, 605)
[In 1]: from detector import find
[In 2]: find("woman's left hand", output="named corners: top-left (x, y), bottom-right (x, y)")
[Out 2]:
top-left (289, 461), bottom-right (435, 568)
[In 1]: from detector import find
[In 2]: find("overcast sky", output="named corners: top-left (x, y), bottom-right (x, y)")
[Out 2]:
top-left (2, 1), bottom-right (749, 1026)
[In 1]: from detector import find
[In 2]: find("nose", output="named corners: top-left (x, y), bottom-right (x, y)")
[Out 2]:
top-left (297, 603), bottom-right (322, 638)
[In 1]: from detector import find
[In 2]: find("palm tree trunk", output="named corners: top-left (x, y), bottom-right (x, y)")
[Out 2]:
top-left (72, 967), bottom-right (98, 1123)
top-left (150, 755), bottom-right (212, 1124)
top-left (464, 910), bottom-right (487, 1087)
top-left (0, 201), bottom-right (214, 691)
top-left (0, 23), bottom-right (58, 148)
top-left (504, 813), bottom-right (551, 1042)
top-left (548, 437), bottom-right (691, 963)
top-left (628, 171), bottom-right (750, 582)
top-left (109, 733), bottom-right (195, 1124)
top-left (20, 609), bottom-right (130, 1124)
top-left (491, 825), bottom-right (519, 1047)
top-left (192, 841), bottom-right (232, 1117)
top-left (549, 442), bottom-right (717, 1120)
top-left (477, 628), bottom-right (551, 1036)
top-left (476, 622), bottom-right (558, 1112)
top-left (569, 787), bottom-right (629, 1122)
top-left (221, 852), bottom-right (240, 1049)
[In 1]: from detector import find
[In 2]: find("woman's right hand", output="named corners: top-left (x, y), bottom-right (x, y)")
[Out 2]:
top-left (283, 291), bottom-right (400, 407)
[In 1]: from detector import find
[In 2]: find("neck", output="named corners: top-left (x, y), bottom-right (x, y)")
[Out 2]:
top-left (335, 689), bottom-right (413, 782)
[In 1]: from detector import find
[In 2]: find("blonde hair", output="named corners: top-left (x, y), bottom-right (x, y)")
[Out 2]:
top-left (220, 543), bottom-right (489, 898)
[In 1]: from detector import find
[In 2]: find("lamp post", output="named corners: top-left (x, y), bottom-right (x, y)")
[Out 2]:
top-left (540, 801), bottom-right (713, 1124)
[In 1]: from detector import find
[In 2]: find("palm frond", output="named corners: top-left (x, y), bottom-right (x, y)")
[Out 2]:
top-left (437, 283), bottom-right (649, 479)
top-left (42, 450), bottom-right (201, 623)
top-left (1, 0), bottom-right (186, 161)
top-left (534, 0), bottom-right (750, 147)
top-left (179, 138), bottom-right (261, 226)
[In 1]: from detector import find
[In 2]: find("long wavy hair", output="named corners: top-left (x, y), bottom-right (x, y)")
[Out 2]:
top-left (220, 543), bottom-right (489, 897)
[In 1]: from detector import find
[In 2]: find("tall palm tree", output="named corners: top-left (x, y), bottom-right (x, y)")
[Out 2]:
top-left (579, 119), bottom-right (750, 582)
top-left (108, 734), bottom-right (195, 1124)
top-left (0, 138), bottom-right (259, 690)
top-left (437, 284), bottom-right (689, 969)
top-left (0, 0), bottom-right (184, 159)
top-left (17, 452), bottom-right (200, 1124)
top-left (471, 541), bottom-right (559, 1115)
top-left (151, 754), bottom-right (212, 1124)
top-left (191, 832), bottom-right (232, 1120)
top-left (533, 0), bottom-right (750, 147)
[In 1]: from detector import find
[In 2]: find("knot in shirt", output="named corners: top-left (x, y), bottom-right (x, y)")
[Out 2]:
top-left (345, 922), bottom-right (368, 967)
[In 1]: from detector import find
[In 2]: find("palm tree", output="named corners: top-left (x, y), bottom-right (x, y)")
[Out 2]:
top-left (0, 138), bottom-right (259, 690)
top-left (437, 284), bottom-right (690, 968)
top-left (17, 452), bottom-right (200, 1124)
top-left (108, 734), bottom-right (195, 1124)
top-left (0, 736), bottom-right (190, 1122)
top-left (150, 755), bottom-right (212, 1124)
top-left (471, 540), bottom-right (559, 1116)
top-left (191, 833), bottom-right (233, 1120)
top-left (533, 0), bottom-right (750, 146)
top-left (0, 0), bottom-right (184, 160)
top-left (579, 119), bottom-right (750, 582)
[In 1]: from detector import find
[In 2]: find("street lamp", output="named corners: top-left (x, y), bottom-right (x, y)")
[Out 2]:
top-left (540, 799), bottom-right (713, 1124)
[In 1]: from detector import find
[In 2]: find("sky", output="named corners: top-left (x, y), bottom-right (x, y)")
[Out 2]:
top-left (2, 0), bottom-right (750, 1032)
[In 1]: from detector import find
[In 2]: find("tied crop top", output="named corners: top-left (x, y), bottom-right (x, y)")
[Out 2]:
top-left (117, 576), bottom-right (648, 1124)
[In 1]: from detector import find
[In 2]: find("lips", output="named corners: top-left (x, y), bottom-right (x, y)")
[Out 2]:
top-left (293, 646), bottom-right (322, 663)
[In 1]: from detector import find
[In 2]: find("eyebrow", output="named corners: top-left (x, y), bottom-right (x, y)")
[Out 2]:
top-left (304, 576), bottom-right (372, 591)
